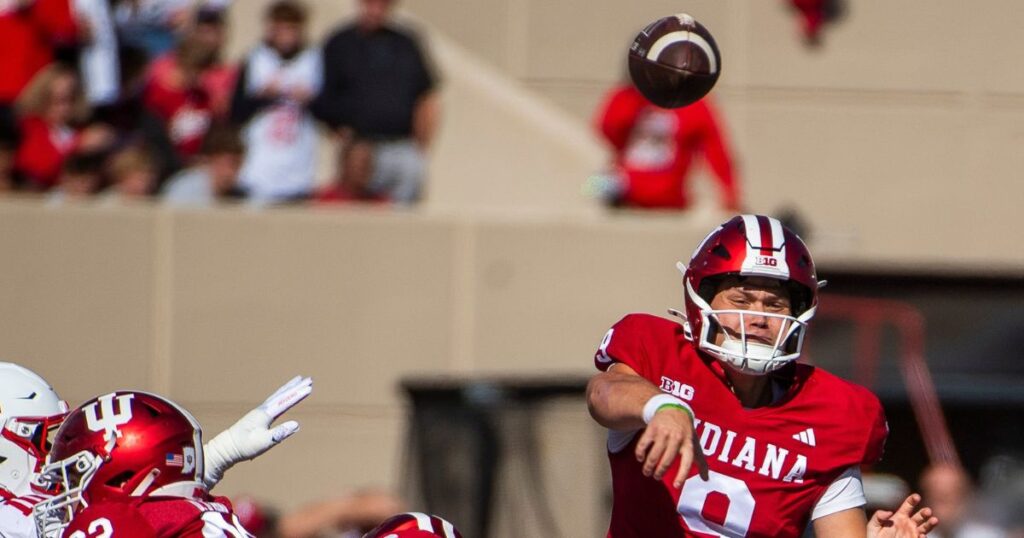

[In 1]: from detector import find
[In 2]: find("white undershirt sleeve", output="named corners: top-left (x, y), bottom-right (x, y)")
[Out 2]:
top-left (811, 466), bottom-right (867, 520)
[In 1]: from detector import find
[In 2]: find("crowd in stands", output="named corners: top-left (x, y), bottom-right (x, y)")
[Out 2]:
top-left (0, 0), bottom-right (437, 207)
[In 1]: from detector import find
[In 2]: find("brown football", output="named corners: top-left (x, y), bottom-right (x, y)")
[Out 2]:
top-left (627, 13), bottom-right (721, 108)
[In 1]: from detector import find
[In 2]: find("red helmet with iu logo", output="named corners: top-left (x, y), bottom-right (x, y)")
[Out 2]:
top-left (33, 391), bottom-right (204, 538)
top-left (679, 214), bottom-right (821, 375)
top-left (364, 512), bottom-right (463, 538)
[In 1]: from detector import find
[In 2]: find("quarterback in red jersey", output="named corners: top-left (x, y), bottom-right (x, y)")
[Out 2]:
top-left (587, 215), bottom-right (938, 537)
top-left (32, 391), bottom-right (265, 538)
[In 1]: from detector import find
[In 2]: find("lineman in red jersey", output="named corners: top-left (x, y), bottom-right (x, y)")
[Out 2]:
top-left (0, 365), bottom-right (310, 538)
top-left (587, 215), bottom-right (938, 538)
top-left (33, 391), bottom-right (256, 538)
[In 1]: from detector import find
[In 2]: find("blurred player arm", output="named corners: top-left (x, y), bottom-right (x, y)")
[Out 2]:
top-left (413, 91), bottom-right (439, 150)
top-left (275, 490), bottom-right (403, 538)
top-left (594, 87), bottom-right (644, 151)
top-left (696, 101), bottom-right (740, 212)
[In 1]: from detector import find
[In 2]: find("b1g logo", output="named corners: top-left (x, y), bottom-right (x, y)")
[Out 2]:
top-left (755, 256), bottom-right (778, 267)
top-left (84, 393), bottom-right (135, 441)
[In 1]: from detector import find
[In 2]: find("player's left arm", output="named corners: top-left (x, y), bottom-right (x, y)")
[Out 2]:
top-left (813, 507), bottom-right (869, 538)
top-left (808, 495), bottom-right (937, 538)
top-left (202, 376), bottom-right (313, 488)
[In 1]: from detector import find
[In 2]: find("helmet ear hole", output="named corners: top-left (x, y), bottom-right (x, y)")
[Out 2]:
top-left (712, 244), bottom-right (731, 260)
top-left (105, 470), bottom-right (134, 488)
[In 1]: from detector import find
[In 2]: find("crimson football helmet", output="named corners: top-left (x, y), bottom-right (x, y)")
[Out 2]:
top-left (33, 391), bottom-right (205, 538)
top-left (364, 512), bottom-right (463, 538)
top-left (0, 362), bottom-right (69, 496)
top-left (677, 214), bottom-right (821, 375)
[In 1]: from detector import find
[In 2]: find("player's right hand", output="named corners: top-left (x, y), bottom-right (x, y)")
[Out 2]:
top-left (634, 407), bottom-right (709, 488)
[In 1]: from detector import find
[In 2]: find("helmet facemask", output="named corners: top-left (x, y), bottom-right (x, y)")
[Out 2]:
top-left (685, 278), bottom-right (816, 376)
top-left (33, 450), bottom-right (103, 538)
top-left (1, 412), bottom-right (68, 493)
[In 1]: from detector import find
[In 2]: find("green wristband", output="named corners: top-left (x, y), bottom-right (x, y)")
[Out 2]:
top-left (656, 402), bottom-right (694, 421)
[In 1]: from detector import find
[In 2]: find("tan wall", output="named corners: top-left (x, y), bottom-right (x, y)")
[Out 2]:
top-left (0, 201), bottom-right (720, 527)
top-left (224, 0), bottom-right (1024, 268)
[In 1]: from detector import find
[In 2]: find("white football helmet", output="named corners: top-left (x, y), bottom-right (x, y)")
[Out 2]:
top-left (0, 363), bottom-right (69, 495)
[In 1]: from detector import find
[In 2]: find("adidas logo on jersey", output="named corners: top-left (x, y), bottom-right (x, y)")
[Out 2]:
top-left (792, 428), bottom-right (816, 447)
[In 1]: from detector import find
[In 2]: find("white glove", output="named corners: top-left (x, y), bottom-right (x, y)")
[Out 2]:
top-left (202, 375), bottom-right (313, 488)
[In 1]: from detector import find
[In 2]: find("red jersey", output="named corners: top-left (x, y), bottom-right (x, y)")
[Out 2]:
top-left (595, 85), bottom-right (738, 209)
top-left (13, 116), bottom-right (78, 190)
top-left (61, 496), bottom-right (252, 538)
top-left (594, 314), bottom-right (887, 538)
top-left (0, 0), bottom-right (77, 103)
top-left (143, 76), bottom-right (213, 160)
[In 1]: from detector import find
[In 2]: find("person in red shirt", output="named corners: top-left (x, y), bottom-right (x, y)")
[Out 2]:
top-left (148, 8), bottom-right (238, 121)
top-left (315, 136), bottom-right (385, 205)
top-left (144, 37), bottom-right (215, 162)
top-left (587, 214), bottom-right (939, 537)
top-left (594, 84), bottom-right (739, 211)
top-left (0, 0), bottom-right (78, 108)
top-left (12, 64), bottom-right (83, 191)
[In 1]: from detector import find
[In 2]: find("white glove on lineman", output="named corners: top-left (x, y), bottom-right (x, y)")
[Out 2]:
top-left (202, 375), bottom-right (313, 488)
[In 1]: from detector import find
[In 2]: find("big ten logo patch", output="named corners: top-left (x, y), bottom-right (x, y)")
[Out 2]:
top-left (755, 256), bottom-right (778, 267)
top-left (660, 377), bottom-right (695, 400)
top-left (84, 393), bottom-right (135, 441)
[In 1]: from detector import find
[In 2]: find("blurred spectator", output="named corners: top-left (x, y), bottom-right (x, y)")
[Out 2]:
top-left (73, 0), bottom-right (120, 106)
top-left (231, 0), bottom-right (320, 204)
top-left (593, 84), bottom-right (739, 211)
top-left (315, 136), bottom-right (382, 204)
top-left (313, 0), bottom-right (438, 205)
top-left (143, 35), bottom-right (214, 163)
top-left (0, 0), bottom-right (79, 128)
top-left (149, 6), bottom-right (236, 119)
top-left (103, 143), bottom-right (156, 201)
top-left (47, 149), bottom-right (103, 203)
top-left (113, 0), bottom-right (191, 57)
top-left (12, 64), bottom-right (87, 191)
top-left (920, 463), bottom-right (1006, 538)
top-left (234, 490), bottom-right (403, 538)
top-left (162, 124), bottom-right (245, 206)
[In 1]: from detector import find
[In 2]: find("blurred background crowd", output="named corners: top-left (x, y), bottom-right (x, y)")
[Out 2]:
top-left (0, 0), bottom-right (437, 207)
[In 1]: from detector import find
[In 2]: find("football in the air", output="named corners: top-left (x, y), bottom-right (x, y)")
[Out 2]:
top-left (627, 13), bottom-right (721, 108)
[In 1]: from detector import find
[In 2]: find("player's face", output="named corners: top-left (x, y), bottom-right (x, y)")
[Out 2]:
top-left (708, 277), bottom-right (792, 347)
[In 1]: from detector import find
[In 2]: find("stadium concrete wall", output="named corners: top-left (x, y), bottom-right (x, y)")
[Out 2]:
top-left (223, 0), bottom-right (1024, 270)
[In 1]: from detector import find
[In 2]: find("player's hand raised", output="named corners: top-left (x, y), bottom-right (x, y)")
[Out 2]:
top-left (634, 406), bottom-right (709, 488)
top-left (867, 493), bottom-right (938, 538)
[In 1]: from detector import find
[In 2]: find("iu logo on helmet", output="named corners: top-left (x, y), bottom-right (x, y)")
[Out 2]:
top-left (84, 393), bottom-right (135, 441)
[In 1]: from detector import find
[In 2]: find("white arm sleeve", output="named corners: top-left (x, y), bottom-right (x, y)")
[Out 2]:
top-left (811, 466), bottom-right (866, 520)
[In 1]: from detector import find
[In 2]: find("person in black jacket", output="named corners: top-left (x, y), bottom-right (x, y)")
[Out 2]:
top-left (313, 0), bottom-right (438, 205)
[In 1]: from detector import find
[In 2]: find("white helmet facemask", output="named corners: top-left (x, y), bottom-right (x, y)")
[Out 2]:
top-left (33, 451), bottom-right (102, 538)
top-left (684, 280), bottom-right (816, 375)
